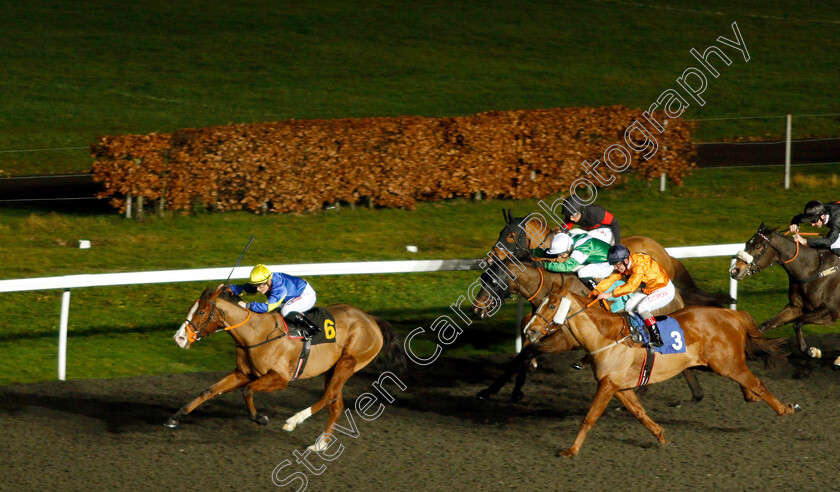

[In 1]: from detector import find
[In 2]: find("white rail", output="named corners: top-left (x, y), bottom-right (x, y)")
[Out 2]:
top-left (0, 243), bottom-right (745, 380)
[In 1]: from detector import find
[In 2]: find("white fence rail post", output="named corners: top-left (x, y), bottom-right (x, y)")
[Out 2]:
top-left (58, 289), bottom-right (71, 381)
top-left (784, 114), bottom-right (792, 189)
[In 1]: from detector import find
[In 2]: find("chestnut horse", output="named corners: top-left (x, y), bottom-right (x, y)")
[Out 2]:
top-left (523, 283), bottom-right (799, 457)
top-left (167, 286), bottom-right (402, 450)
top-left (494, 209), bottom-right (733, 307)
top-left (472, 261), bottom-right (703, 403)
top-left (730, 223), bottom-right (840, 357)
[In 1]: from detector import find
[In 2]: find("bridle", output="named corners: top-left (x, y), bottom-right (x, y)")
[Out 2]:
top-left (527, 294), bottom-right (630, 354)
top-left (736, 230), bottom-right (799, 277)
top-left (185, 299), bottom-right (252, 344)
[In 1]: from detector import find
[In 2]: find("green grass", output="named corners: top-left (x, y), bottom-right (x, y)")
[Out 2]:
top-left (1, 163), bottom-right (838, 383)
top-left (1, 0), bottom-right (838, 175)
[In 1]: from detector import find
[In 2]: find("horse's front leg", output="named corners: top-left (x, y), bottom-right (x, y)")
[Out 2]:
top-left (476, 346), bottom-right (537, 401)
top-left (758, 304), bottom-right (802, 333)
top-left (165, 370), bottom-right (251, 428)
top-left (613, 389), bottom-right (667, 445)
top-left (558, 378), bottom-right (618, 458)
top-left (242, 370), bottom-right (288, 425)
top-left (798, 308), bottom-right (835, 356)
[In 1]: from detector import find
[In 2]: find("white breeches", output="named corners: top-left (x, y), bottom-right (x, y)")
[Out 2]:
top-left (624, 281), bottom-right (675, 318)
top-left (280, 284), bottom-right (317, 316)
top-left (586, 227), bottom-right (615, 246)
top-left (577, 262), bottom-right (614, 279)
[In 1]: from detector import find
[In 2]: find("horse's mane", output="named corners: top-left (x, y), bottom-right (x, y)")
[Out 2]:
top-left (200, 285), bottom-right (243, 303)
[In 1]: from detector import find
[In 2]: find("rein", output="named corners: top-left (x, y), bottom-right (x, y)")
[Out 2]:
top-left (525, 267), bottom-right (544, 302)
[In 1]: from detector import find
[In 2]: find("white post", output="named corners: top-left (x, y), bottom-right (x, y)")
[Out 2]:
top-left (729, 258), bottom-right (738, 310)
top-left (58, 289), bottom-right (71, 380)
top-left (126, 195), bottom-right (133, 219)
top-left (784, 114), bottom-right (792, 190)
top-left (515, 295), bottom-right (524, 353)
top-left (660, 173), bottom-right (666, 192)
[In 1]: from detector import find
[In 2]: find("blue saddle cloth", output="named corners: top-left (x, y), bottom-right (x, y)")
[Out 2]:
top-left (629, 315), bottom-right (687, 355)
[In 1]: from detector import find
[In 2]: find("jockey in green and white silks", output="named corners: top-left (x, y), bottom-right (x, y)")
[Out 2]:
top-left (535, 232), bottom-right (614, 290)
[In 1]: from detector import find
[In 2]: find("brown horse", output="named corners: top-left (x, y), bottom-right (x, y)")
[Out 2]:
top-left (167, 286), bottom-right (402, 450)
top-left (494, 209), bottom-right (733, 307)
top-left (523, 283), bottom-right (799, 457)
top-left (472, 260), bottom-right (703, 403)
top-left (730, 223), bottom-right (840, 357)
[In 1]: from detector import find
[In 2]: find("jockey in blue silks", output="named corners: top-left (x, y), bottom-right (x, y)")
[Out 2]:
top-left (226, 264), bottom-right (320, 339)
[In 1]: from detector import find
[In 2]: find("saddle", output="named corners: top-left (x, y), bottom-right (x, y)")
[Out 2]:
top-left (283, 307), bottom-right (337, 346)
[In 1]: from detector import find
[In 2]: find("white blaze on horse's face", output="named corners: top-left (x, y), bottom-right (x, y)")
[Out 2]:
top-left (174, 300), bottom-right (199, 349)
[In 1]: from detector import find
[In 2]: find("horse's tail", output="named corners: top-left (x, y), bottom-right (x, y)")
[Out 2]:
top-left (374, 316), bottom-right (408, 372)
top-left (671, 257), bottom-right (736, 307)
top-left (742, 311), bottom-right (788, 369)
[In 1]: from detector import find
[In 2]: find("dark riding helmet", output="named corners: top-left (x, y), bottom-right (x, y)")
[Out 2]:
top-left (561, 198), bottom-right (582, 219)
top-left (802, 200), bottom-right (826, 222)
top-left (607, 244), bottom-right (631, 265)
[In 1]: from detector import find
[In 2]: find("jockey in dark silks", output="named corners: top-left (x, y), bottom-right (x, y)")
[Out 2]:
top-left (789, 200), bottom-right (840, 256)
top-left (561, 199), bottom-right (621, 246)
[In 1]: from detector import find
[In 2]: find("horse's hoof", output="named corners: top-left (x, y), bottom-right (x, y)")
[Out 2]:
top-left (807, 347), bottom-right (822, 358)
top-left (163, 418), bottom-right (179, 428)
top-left (252, 414), bottom-right (269, 426)
top-left (691, 395), bottom-right (704, 404)
top-left (570, 361), bottom-right (584, 371)
top-left (791, 403), bottom-right (802, 412)
top-left (556, 448), bottom-right (575, 458)
top-left (510, 391), bottom-right (524, 404)
top-left (476, 389), bottom-right (492, 400)
top-left (282, 422), bottom-right (296, 432)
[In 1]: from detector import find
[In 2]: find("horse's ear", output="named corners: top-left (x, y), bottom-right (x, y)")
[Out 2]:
top-left (209, 285), bottom-right (223, 300)
top-left (506, 209), bottom-right (513, 224)
top-left (502, 209), bottom-right (509, 223)
top-left (758, 222), bottom-right (766, 232)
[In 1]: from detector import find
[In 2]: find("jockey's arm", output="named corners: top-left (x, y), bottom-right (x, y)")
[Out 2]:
top-left (610, 270), bottom-right (644, 298)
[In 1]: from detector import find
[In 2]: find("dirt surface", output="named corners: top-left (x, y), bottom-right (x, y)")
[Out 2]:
top-left (2, 334), bottom-right (840, 492)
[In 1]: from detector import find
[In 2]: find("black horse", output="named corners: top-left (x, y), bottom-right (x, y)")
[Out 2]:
top-left (730, 223), bottom-right (840, 356)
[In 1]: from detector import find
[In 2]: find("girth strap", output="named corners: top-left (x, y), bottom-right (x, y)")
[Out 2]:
top-left (795, 265), bottom-right (840, 284)
top-left (290, 338), bottom-right (312, 382)
top-left (636, 346), bottom-right (656, 388)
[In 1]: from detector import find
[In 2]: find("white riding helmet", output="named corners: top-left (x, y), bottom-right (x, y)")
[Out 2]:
top-left (547, 232), bottom-right (574, 255)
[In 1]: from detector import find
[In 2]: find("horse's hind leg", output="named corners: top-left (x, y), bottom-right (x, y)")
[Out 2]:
top-left (165, 370), bottom-right (251, 428)
top-left (558, 378), bottom-right (619, 458)
top-left (284, 355), bottom-right (357, 434)
top-left (711, 359), bottom-right (796, 416)
top-left (682, 368), bottom-right (704, 403)
top-left (614, 389), bottom-right (667, 445)
top-left (242, 370), bottom-right (289, 425)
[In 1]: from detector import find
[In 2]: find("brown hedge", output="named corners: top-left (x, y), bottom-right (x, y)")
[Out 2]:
top-left (90, 106), bottom-right (695, 214)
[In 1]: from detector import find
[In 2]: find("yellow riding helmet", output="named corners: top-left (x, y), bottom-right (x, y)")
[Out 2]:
top-left (249, 264), bottom-right (272, 284)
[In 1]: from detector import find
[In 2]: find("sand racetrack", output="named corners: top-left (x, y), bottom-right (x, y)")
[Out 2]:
top-left (2, 334), bottom-right (840, 491)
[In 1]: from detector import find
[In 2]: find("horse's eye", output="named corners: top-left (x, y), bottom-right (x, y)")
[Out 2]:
top-left (199, 311), bottom-right (205, 315)
top-left (549, 305), bottom-right (555, 309)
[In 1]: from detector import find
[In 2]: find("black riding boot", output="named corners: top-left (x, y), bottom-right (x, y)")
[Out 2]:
top-left (645, 321), bottom-right (663, 347)
top-left (285, 311), bottom-right (321, 339)
top-left (579, 277), bottom-right (598, 291)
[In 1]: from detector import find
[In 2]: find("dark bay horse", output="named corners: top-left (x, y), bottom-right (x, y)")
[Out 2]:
top-left (494, 209), bottom-right (733, 307)
top-left (472, 261), bottom-right (703, 403)
top-left (168, 286), bottom-right (401, 451)
top-left (524, 284), bottom-right (799, 457)
top-left (730, 223), bottom-right (840, 356)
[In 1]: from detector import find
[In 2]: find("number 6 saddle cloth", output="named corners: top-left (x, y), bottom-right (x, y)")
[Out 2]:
top-left (284, 307), bottom-right (337, 345)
